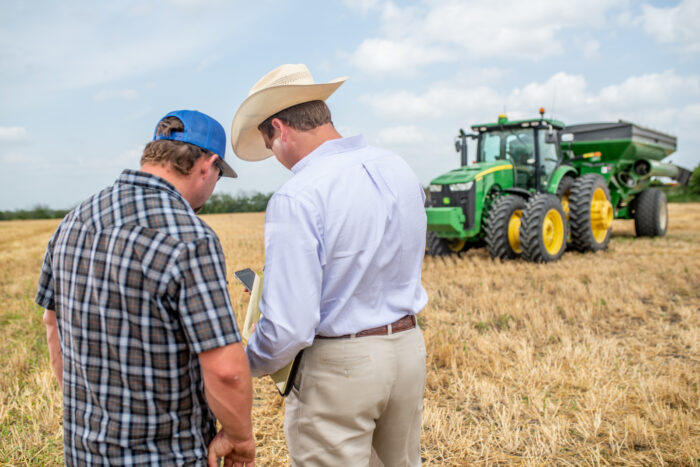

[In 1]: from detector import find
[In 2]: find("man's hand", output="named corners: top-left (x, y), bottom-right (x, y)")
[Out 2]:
top-left (208, 430), bottom-right (255, 467)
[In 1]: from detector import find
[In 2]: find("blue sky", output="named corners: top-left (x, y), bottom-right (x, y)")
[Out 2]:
top-left (1, 0), bottom-right (699, 210)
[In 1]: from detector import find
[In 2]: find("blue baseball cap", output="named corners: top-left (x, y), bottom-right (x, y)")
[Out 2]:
top-left (153, 110), bottom-right (237, 178)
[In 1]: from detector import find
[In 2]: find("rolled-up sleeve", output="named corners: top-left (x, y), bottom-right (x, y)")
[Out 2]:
top-left (245, 194), bottom-right (323, 377)
top-left (173, 236), bottom-right (241, 354)
top-left (35, 233), bottom-right (57, 311)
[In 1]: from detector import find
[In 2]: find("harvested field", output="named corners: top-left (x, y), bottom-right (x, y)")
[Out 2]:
top-left (1, 205), bottom-right (698, 465)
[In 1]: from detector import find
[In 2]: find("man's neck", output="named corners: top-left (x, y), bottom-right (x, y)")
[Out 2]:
top-left (292, 124), bottom-right (342, 165)
top-left (140, 163), bottom-right (193, 203)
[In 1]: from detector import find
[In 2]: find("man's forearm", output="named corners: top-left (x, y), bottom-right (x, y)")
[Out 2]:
top-left (43, 309), bottom-right (63, 390)
top-left (200, 343), bottom-right (254, 442)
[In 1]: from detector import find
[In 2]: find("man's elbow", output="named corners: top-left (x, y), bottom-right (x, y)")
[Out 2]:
top-left (200, 344), bottom-right (252, 388)
top-left (43, 309), bottom-right (57, 328)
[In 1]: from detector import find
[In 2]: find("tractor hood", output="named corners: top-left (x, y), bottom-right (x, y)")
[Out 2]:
top-left (430, 160), bottom-right (512, 185)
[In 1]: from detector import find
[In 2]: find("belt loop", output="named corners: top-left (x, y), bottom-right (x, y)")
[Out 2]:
top-left (387, 323), bottom-right (393, 335)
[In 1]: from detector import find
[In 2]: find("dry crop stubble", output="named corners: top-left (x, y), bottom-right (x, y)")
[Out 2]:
top-left (0, 205), bottom-right (698, 465)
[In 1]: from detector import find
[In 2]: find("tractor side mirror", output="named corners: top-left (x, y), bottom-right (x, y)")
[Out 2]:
top-left (545, 131), bottom-right (557, 144)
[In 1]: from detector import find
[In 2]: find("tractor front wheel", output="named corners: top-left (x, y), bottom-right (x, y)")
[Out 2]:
top-left (569, 174), bottom-right (613, 252)
top-left (633, 188), bottom-right (668, 237)
top-left (520, 194), bottom-right (568, 263)
top-left (485, 195), bottom-right (527, 260)
top-left (426, 231), bottom-right (466, 256)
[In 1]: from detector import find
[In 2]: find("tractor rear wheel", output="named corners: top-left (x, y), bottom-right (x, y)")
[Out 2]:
top-left (569, 174), bottom-right (613, 252)
top-left (426, 231), bottom-right (466, 256)
top-left (485, 195), bottom-right (527, 260)
top-left (633, 188), bottom-right (668, 237)
top-left (520, 193), bottom-right (568, 262)
top-left (556, 175), bottom-right (576, 220)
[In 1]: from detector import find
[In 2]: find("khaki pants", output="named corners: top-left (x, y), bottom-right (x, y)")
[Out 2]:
top-left (284, 326), bottom-right (426, 466)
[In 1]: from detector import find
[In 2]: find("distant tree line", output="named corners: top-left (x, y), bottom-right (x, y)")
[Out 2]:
top-left (198, 192), bottom-right (273, 214)
top-left (0, 205), bottom-right (71, 221)
top-left (0, 192), bottom-right (274, 221)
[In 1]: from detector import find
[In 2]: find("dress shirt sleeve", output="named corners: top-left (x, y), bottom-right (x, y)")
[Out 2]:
top-left (245, 194), bottom-right (323, 377)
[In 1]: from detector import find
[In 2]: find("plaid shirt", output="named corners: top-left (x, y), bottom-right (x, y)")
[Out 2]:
top-left (36, 169), bottom-right (241, 466)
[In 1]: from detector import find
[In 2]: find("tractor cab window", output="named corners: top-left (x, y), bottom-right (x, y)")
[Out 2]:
top-left (479, 132), bottom-right (504, 163)
top-left (537, 129), bottom-right (560, 191)
top-left (479, 128), bottom-right (536, 189)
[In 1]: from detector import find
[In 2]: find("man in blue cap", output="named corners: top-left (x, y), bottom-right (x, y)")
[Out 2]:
top-left (36, 110), bottom-right (255, 466)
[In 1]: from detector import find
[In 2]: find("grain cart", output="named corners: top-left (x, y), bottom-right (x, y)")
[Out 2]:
top-left (426, 109), bottom-right (690, 262)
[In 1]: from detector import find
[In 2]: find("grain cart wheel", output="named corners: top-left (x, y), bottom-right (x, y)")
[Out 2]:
top-left (520, 193), bottom-right (568, 262)
top-left (633, 188), bottom-right (668, 237)
top-left (426, 231), bottom-right (466, 256)
top-left (569, 174), bottom-right (613, 252)
top-left (484, 195), bottom-right (527, 259)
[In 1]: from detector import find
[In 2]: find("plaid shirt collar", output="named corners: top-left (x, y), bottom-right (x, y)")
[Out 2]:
top-left (117, 169), bottom-right (191, 209)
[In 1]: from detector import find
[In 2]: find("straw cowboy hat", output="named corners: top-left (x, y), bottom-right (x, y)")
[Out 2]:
top-left (230, 64), bottom-right (347, 161)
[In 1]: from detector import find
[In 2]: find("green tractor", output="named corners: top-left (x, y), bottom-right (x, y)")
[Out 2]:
top-left (426, 109), bottom-right (691, 262)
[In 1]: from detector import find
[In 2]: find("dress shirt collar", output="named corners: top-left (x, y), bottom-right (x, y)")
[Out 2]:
top-left (291, 134), bottom-right (367, 174)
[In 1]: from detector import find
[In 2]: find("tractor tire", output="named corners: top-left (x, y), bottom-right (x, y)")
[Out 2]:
top-left (426, 231), bottom-right (466, 256)
top-left (634, 188), bottom-right (668, 237)
top-left (569, 174), bottom-right (613, 252)
top-left (484, 194), bottom-right (527, 260)
top-left (520, 193), bottom-right (568, 263)
top-left (556, 175), bottom-right (576, 220)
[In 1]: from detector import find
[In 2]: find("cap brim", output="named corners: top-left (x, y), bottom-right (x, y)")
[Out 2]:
top-left (230, 78), bottom-right (347, 162)
top-left (218, 157), bottom-right (238, 178)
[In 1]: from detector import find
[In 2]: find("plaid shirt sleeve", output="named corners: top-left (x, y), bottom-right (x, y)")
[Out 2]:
top-left (35, 232), bottom-right (57, 310)
top-left (171, 235), bottom-right (241, 354)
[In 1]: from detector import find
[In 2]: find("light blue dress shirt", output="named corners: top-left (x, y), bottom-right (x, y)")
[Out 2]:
top-left (245, 135), bottom-right (428, 377)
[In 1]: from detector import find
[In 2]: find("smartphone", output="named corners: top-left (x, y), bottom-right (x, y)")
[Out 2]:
top-left (233, 268), bottom-right (256, 290)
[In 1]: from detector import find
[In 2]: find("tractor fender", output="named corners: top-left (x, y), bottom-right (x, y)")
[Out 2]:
top-left (547, 165), bottom-right (578, 195)
top-left (504, 187), bottom-right (531, 199)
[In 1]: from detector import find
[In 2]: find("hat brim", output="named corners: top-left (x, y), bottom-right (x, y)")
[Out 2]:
top-left (230, 78), bottom-right (347, 161)
top-left (218, 157), bottom-right (238, 178)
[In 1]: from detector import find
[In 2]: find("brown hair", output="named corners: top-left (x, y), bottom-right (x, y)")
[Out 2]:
top-left (141, 116), bottom-right (212, 176)
top-left (258, 100), bottom-right (332, 139)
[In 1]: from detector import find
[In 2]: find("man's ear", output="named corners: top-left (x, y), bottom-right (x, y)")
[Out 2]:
top-left (201, 153), bottom-right (217, 176)
top-left (271, 118), bottom-right (288, 141)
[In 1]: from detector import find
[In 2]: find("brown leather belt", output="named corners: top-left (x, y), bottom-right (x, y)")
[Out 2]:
top-left (316, 315), bottom-right (416, 339)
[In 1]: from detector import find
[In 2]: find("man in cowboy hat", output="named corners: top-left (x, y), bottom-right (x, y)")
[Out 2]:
top-left (231, 64), bottom-right (428, 466)
top-left (36, 110), bottom-right (255, 466)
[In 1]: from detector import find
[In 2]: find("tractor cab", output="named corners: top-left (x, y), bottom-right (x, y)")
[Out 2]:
top-left (472, 110), bottom-right (565, 193)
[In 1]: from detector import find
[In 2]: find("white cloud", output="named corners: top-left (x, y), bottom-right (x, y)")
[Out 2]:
top-left (347, 0), bottom-right (626, 73)
top-left (375, 125), bottom-right (425, 145)
top-left (350, 38), bottom-right (453, 73)
top-left (343, 0), bottom-right (381, 14)
top-left (638, 0), bottom-right (700, 53)
top-left (92, 89), bottom-right (138, 101)
top-left (0, 2), bottom-right (238, 89)
top-left (0, 126), bottom-right (27, 142)
top-left (361, 69), bottom-right (700, 129)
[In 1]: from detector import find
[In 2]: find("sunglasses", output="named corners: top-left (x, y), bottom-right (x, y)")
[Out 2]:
top-left (214, 159), bottom-right (224, 181)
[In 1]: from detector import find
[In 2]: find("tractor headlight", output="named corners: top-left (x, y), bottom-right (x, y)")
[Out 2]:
top-left (429, 184), bottom-right (444, 193)
top-left (449, 182), bottom-right (473, 191)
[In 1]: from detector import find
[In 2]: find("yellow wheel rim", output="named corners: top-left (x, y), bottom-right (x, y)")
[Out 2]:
top-left (561, 191), bottom-right (571, 219)
top-left (508, 209), bottom-right (523, 253)
top-left (542, 209), bottom-right (565, 255)
top-left (590, 187), bottom-right (613, 243)
top-left (448, 239), bottom-right (466, 252)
